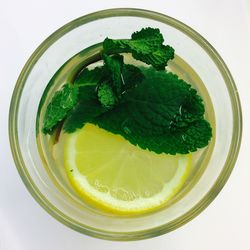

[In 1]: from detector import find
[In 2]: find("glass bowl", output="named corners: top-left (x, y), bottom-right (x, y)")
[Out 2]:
top-left (9, 8), bottom-right (242, 240)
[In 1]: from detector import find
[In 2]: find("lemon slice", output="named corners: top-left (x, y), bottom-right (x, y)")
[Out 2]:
top-left (64, 123), bottom-right (191, 214)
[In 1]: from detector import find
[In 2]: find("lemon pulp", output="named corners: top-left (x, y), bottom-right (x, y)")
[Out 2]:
top-left (64, 123), bottom-right (191, 214)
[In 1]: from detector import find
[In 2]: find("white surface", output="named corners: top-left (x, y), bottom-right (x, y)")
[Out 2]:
top-left (1, 0), bottom-right (250, 249)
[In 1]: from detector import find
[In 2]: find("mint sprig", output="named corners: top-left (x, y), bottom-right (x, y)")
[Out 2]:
top-left (62, 64), bottom-right (145, 132)
top-left (103, 27), bottom-right (174, 70)
top-left (42, 27), bottom-right (212, 155)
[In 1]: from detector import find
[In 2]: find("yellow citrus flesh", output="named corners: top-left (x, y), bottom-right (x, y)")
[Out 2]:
top-left (64, 123), bottom-right (191, 214)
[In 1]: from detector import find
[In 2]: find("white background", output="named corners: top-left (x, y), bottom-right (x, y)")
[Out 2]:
top-left (1, 0), bottom-right (250, 249)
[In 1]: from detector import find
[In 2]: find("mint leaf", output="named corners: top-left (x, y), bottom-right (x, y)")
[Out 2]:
top-left (97, 83), bottom-right (118, 109)
top-left (94, 54), bottom-right (124, 109)
top-left (121, 68), bottom-right (205, 136)
top-left (63, 85), bottom-right (106, 133)
top-left (132, 27), bottom-right (164, 45)
top-left (42, 84), bottom-right (78, 134)
top-left (103, 27), bottom-right (174, 70)
top-left (93, 68), bottom-right (212, 154)
top-left (103, 54), bottom-right (124, 99)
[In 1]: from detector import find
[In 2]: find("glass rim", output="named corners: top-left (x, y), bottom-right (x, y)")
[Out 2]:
top-left (9, 8), bottom-right (242, 241)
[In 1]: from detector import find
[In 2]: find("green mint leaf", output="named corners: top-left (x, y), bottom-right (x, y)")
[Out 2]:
top-left (131, 27), bottom-right (164, 45)
top-left (132, 45), bottom-right (174, 70)
top-left (134, 119), bottom-right (212, 155)
top-left (121, 68), bottom-right (205, 136)
top-left (42, 84), bottom-right (78, 134)
top-left (93, 68), bottom-right (212, 154)
top-left (63, 85), bottom-right (106, 133)
top-left (102, 54), bottom-right (124, 99)
top-left (97, 83), bottom-right (118, 109)
top-left (103, 27), bottom-right (175, 70)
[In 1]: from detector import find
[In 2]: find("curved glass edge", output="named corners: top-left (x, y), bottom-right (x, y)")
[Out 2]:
top-left (8, 8), bottom-right (242, 241)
